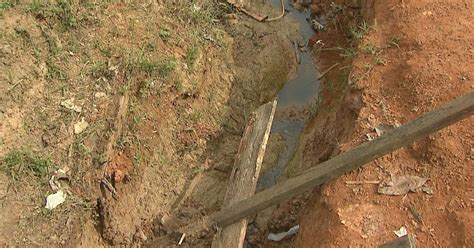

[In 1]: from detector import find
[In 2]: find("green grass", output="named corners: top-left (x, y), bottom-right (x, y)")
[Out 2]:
top-left (0, 0), bottom-right (16, 10)
top-left (362, 43), bottom-right (380, 55)
top-left (46, 59), bottom-right (66, 80)
top-left (386, 37), bottom-right (401, 49)
top-left (89, 60), bottom-right (115, 79)
top-left (350, 21), bottom-right (370, 40)
top-left (340, 47), bottom-right (356, 58)
top-left (27, 0), bottom-right (77, 30)
top-left (136, 57), bottom-right (176, 77)
top-left (1, 150), bottom-right (54, 180)
top-left (158, 28), bottom-right (171, 43)
top-left (185, 45), bottom-right (199, 69)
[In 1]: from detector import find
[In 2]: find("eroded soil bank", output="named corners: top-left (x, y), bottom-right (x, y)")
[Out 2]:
top-left (291, 0), bottom-right (473, 247)
top-left (1, 0), bottom-right (472, 247)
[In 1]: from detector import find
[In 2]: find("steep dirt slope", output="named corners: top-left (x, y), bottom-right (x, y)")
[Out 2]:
top-left (296, 0), bottom-right (473, 247)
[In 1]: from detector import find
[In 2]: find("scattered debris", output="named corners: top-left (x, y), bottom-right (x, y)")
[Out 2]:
top-left (74, 118), bottom-right (89, 134)
top-left (100, 178), bottom-right (118, 199)
top-left (408, 205), bottom-right (423, 224)
top-left (48, 168), bottom-right (69, 191)
top-left (107, 152), bottom-right (133, 183)
top-left (94, 92), bottom-right (107, 98)
top-left (310, 18), bottom-right (325, 31)
top-left (345, 180), bottom-right (380, 185)
top-left (178, 233), bottom-right (185, 245)
top-left (267, 225), bottom-right (300, 242)
top-left (318, 62), bottom-right (340, 79)
top-left (294, 41), bottom-right (301, 64)
top-left (380, 235), bottom-right (416, 248)
top-left (226, 0), bottom-right (284, 22)
top-left (60, 98), bottom-right (82, 113)
top-left (374, 124), bottom-right (396, 137)
top-left (45, 190), bottom-right (66, 210)
top-left (421, 186), bottom-right (433, 195)
top-left (394, 226), bottom-right (408, 238)
top-left (378, 175), bottom-right (428, 196)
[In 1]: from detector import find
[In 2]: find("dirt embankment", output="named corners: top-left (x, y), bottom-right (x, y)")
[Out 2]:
top-left (293, 0), bottom-right (473, 247)
top-left (0, 1), bottom-right (298, 247)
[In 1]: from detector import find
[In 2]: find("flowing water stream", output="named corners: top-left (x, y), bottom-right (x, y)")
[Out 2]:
top-left (257, 0), bottom-right (320, 190)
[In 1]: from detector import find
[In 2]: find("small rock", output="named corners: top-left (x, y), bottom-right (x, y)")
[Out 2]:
top-left (61, 98), bottom-right (82, 113)
top-left (94, 92), bottom-right (107, 98)
top-left (74, 118), bottom-right (89, 134)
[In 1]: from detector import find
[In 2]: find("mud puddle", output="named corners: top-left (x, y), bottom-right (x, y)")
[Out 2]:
top-left (257, 0), bottom-right (320, 190)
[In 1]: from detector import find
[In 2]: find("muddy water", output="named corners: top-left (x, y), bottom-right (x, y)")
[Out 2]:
top-left (257, 0), bottom-right (320, 190)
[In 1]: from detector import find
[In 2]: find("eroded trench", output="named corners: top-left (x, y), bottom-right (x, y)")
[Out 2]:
top-left (144, 0), bottom-right (363, 246)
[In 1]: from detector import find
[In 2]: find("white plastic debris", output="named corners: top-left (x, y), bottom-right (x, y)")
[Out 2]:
top-left (45, 190), bottom-right (66, 210)
top-left (267, 225), bottom-right (300, 242)
top-left (61, 98), bottom-right (82, 113)
top-left (74, 118), bottom-right (89, 134)
top-left (394, 226), bottom-right (408, 237)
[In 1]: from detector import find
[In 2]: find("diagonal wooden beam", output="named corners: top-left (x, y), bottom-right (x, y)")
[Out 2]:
top-left (179, 92), bottom-right (474, 236)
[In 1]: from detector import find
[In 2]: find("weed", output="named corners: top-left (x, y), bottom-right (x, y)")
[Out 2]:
top-left (0, 0), bottom-right (16, 10)
top-left (136, 57), bottom-right (176, 78)
top-left (363, 43), bottom-right (380, 55)
top-left (89, 61), bottom-right (115, 79)
top-left (26, 0), bottom-right (48, 16)
top-left (110, 26), bottom-right (120, 38)
top-left (340, 47), bottom-right (356, 58)
top-left (138, 79), bottom-right (158, 97)
top-left (359, 21), bottom-right (369, 33)
top-left (185, 45), bottom-right (199, 69)
top-left (158, 28), bottom-right (171, 43)
top-left (374, 56), bottom-right (386, 65)
top-left (350, 21), bottom-right (371, 40)
top-left (387, 37), bottom-right (401, 49)
top-left (173, 79), bottom-right (183, 92)
top-left (27, 0), bottom-right (77, 29)
top-left (54, 0), bottom-right (77, 29)
top-left (1, 150), bottom-right (54, 180)
top-left (46, 59), bottom-right (66, 80)
top-left (141, 42), bottom-right (155, 53)
top-left (14, 27), bottom-right (31, 41)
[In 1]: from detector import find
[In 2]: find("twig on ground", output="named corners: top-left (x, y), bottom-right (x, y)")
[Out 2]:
top-left (318, 63), bottom-right (340, 79)
top-left (345, 180), bottom-right (380, 185)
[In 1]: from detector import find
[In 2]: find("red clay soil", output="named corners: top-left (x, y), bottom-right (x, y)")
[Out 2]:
top-left (297, 0), bottom-right (473, 247)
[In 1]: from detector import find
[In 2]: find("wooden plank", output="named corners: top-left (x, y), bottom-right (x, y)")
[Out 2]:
top-left (212, 100), bottom-right (277, 248)
top-left (379, 235), bottom-right (416, 248)
top-left (179, 92), bottom-right (474, 235)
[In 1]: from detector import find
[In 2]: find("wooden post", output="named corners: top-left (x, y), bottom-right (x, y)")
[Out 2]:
top-left (177, 92), bottom-right (473, 236)
top-left (212, 100), bottom-right (277, 248)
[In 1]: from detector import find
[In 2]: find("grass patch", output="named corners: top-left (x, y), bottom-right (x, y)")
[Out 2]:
top-left (136, 57), bottom-right (176, 77)
top-left (362, 43), bottom-right (380, 55)
top-left (349, 20), bottom-right (371, 40)
top-left (340, 47), bottom-right (356, 58)
top-left (1, 150), bottom-right (54, 180)
top-left (46, 59), bottom-right (66, 80)
top-left (158, 28), bottom-right (171, 43)
top-left (27, 0), bottom-right (77, 30)
top-left (386, 37), bottom-right (401, 49)
top-left (0, 0), bottom-right (16, 10)
top-left (185, 45), bottom-right (199, 69)
top-left (89, 61), bottom-right (115, 79)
